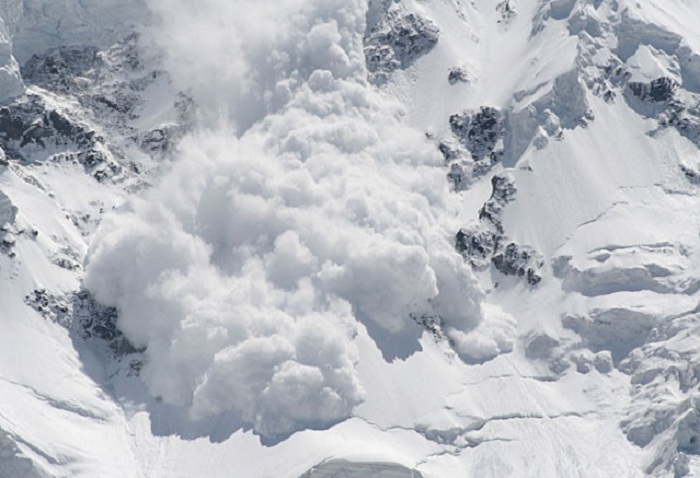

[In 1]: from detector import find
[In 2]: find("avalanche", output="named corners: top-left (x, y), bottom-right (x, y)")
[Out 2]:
top-left (0, 0), bottom-right (699, 477)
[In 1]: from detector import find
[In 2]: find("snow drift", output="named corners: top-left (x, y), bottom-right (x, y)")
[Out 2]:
top-left (84, 0), bottom-right (511, 438)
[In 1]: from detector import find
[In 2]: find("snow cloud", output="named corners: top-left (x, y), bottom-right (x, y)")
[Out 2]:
top-left (85, 0), bottom-right (514, 438)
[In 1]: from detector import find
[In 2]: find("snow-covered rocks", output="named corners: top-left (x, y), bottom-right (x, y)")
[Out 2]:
top-left (21, 45), bottom-right (102, 94)
top-left (0, 94), bottom-right (128, 185)
top-left (447, 66), bottom-right (470, 85)
top-left (492, 243), bottom-right (542, 286)
top-left (456, 174), bottom-right (516, 266)
top-left (365, 3), bottom-right (439, 84)
top-left (456, 173), bottom-right (542, 285)
top-left (628, 77), bottom-right (678, 103)
top-left (3, 0), bottom-right (700, 476)
top-left (449, 107), bottom-right (505, 162)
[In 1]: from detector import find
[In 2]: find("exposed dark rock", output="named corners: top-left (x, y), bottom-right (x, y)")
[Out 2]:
top-left (24, 289), bottom-right (72, 327)
top-left (25, 288), bottom-right (138, 356)
top-left (21, 45), bottom-right (102, 93)
top-left (455, 174), bottom-right (516, 267)
top-left (365, 7), bottom-right (439, 84)
top-left (438, 141), bottom-right (461, 162)
top-left (449, 107), bottom-right (505, 162)
top-left (570, 351), bottom-right (594, 374)
top-left (616, 68), bottom-right (700, 151)
top-left (448, 67), bottom-right (469, 84)
top-left (603, 89), bottom-right (616, 102)
top-left (666, 107), bottom-right (700, 147)
top-left (0, 96), bottom-right (97, 150)
top-left (455, 174), bottom-right (543, 284)
top-left (680, 163), bottom-right (700, 184)
top-left (492, 243), bottom-right (543, 285)
top-left (439, 107), bottom-right (507, 188)
top-left (72, 290), bottom-right (139, 355)
top-left (0, 95), bottom-right (124, 181)
top-left (455, 226), bottom-right (497, 269)
top-left (478, 174), bottom-right (517, 232)
top-left (602, 60), bottom-right (632, 86)
top-left (133, 124), bottom-right (187, 157)
top-left (0, 234), bottom-right (15, 257)
top-left (410, 313), bottom-right (454, 345)
top-left (629, 77), bottom-right (678, 103)
top-left (439, 141), bottom-right (498, 190)
top-left (497, 0), bottom-right (516, 23)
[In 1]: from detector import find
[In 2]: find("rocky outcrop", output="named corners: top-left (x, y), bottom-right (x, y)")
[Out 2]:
top-left (628, 77), bottom-right (678, 103)
top-left (496, 0), bottom-right (516, 24)
top-left (477, 174), bottom-right (517, 232)
top-left (0, 32), bottom-right (196, 194)
top-left (365, 4), bottom-right (439, 85)
top-left (492, 243), bottom-right (542, 286)
top-left (456, 174), bottom-right (542, 285)
top-left (440, 107), bottom-right (506, 189)
top-left (449, 107), bottom-right (505, 162)
top-left (680, 163), bottom-right (700, 184)
top-left (24, 288), bottom-right (137, 356)
top-left (0, 94), bottom-right (120, 182)
top-left (662, 101), bottom-right (700, 149)
top-left (448, 67), bottom-right (469, 84)
top-left (455, 174), bottom-right (516, 268)
top-left (21, 45), bottom-right (102, 93)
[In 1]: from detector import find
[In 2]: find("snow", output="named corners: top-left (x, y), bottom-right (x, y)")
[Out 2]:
top-left (1, 0), bottom-right (700, 477)
top-left (82, 0), bottom-right (518, 439)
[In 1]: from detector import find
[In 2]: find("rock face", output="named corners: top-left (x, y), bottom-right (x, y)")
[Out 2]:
top-left (364, 3), bottom-right (439, 84)
top-left (455, 174), bottom-right (516, 268)
top-left (441, 107), bottom-right (507, 189)
top-left (0, 94), bottom-right (119, 180)
top-left (4, 0), bottom-right (700, 477)
top-left (456, 174), bottom-right (542, 285)
top-left (492, 243), bottom-right (542, 286)
top-left (448, 67), bottom-right (469, 84)
top-left (0, 33), bottom-right (191, 187)
top-left (449, 107), bottom-right (505, 162)
top-left (21, 45), bottom-right (102, 93)
top-left (628, 77), bottom-right (678, 103)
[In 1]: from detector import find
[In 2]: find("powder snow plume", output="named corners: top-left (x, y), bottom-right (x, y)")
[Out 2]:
top-left (84, 0), bottom-right (515, 438)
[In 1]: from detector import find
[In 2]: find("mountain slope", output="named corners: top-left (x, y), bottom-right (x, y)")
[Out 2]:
top-left (1, 0), bottom-right (700, 477)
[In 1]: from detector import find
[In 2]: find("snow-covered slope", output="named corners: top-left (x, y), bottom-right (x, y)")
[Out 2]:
top-left (1, 0), bottom-right (700, 477)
